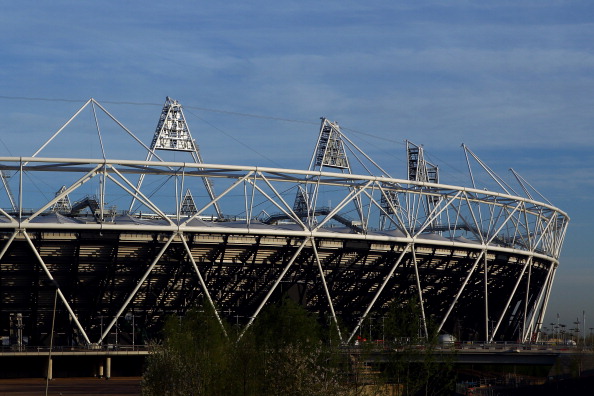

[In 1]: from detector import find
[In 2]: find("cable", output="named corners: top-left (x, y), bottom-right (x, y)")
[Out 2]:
top-left (184, 109), bottom-right (284, 168)
top-left (0, 94), bottom-right (405, 146)
top-left (0, 94), bottom-right (475, 188)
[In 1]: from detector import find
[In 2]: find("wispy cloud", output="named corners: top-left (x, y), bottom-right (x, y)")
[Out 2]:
top-left (1, 1), bottom-right (592, 319)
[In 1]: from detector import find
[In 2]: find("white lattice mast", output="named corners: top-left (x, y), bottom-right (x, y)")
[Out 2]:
top-left (311, 118), bottom-right (350, 170)
top-left (130, 97), bottom-right (222, 218)
top-left (379, 186), bottom-right (401, 230)
top-left (150, 97), bottom-right (197, 153)
top-left (294, 118), bottom-right (363, 227)
top-left (404, 140), bottom-right (440, 229)
top-left (180, 188), bottom-right (198, 216)
top-left (406, 140), bottom-right (438, 184)
top-left (51, 186), bottom-right (72, 213)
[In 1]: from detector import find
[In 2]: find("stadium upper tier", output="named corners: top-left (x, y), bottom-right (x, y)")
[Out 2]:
top-left (0, 157), bottom-right (567, 256)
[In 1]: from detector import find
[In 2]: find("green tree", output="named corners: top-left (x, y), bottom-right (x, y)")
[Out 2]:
top-left (142, 297), bottom-right (352, 396)
top-left (142, 306), bottom-right (234, 396)
top-left (379, 299), bottom-right (457, 396)
top-left (253, 296), bottom-right (351, 396)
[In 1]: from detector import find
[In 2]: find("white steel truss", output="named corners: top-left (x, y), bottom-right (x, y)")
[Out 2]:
top-left (180, 188), bottom-right (198, 216)
top-left (131, 97), bottom-right (222, 218)
top-left (51, 186), bottom-right (72, 213)
top-left (0, 99), bottom-right (570, 347)
top-left (0, 155), bottom-right (569, 345)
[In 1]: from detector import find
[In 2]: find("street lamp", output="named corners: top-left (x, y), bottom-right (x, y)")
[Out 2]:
top-left (45, 281), bottom-right (59, 396)
top-left (100, 315), bottom-right (104, 346)
top-left (125, 311), bottom-right (137, 348)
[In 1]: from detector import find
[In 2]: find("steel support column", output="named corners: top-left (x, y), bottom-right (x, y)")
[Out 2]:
top-left (99, 232), bottom-right (176, 344)
top-left (346, 244), bottom-right (411, 344)
top-left (437, 250), bottom-right (485, 335)
top-left (310, 237), bottom-right (343, 343)
top-left (22, 230), bottom-right (92, 345)
top-left (239, 237), bottom-right (309, 340)
top-left (490, 256), bottom-right (533, 342)
top-left (180, 233), bottom-right (227, 337)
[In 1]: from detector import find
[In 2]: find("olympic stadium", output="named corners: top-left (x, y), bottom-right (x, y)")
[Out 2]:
top-left (0, 97), bottom-right (569, 349)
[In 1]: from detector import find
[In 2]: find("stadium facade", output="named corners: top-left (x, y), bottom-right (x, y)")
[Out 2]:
top-left (0, 98), bottom-right (569, 348)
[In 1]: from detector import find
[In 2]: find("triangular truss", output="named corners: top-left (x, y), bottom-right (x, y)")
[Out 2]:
top-left (11, 97), bottom-right (222, 220)
top-left (292, 185), bottom-right (309, 213)
top-left (378, 140), bottom-right (439, 228)
top-left (380, 187), bottom-right (399, 215)
top-left (151, 97), bottom-right (197, 152)
top-left (293, 118), bottom-right (361, 227)
top-left (293, 118), bottom-right (394, 230)
top-left (400, 141), bottom-right (440, 229)
top-left (19, 98), bottom-right (160, 221)
top-left (131, 97), bottom-right (222, 218)
top-left (314, 119), bottom-right (350, 169)
top-left (180, 189), bottom-right (198, 216)
top-left (406, 140), bottom-right (438, 184)
top-left (51, 186), bottom-right (72, 213)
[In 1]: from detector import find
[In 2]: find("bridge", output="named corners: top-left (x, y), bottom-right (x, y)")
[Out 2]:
top-left (2, 342), bottom-right (591, 380)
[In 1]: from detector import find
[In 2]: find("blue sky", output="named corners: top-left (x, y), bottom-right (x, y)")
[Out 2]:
top-left (1, 1), bottom-right (593, 332)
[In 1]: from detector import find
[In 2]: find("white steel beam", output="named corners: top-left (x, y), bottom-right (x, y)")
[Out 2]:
top-left (411, 246), bottom-right (428, 338)
top-left (484, 251), bottom-right (489, 342)
top-left (181, 172), bottom-right (254, 226)
top-left (21, 164), bottom-right (103, 224)
top-left (0, 206), bottom-right (17, 225)
top-left (310, 238), bottom-right (343, 343)
top-left (412, 190), bottom-right (463, 238)
top-left (313, 180), bottom-right (374, 232)
top-left (526, 261), bottom-right (555, 341)
top-left (180, 233), bottom-right (227, 338)
top-left (98, 232), bottom-right (176, 344)
top-left (106, 166), bottom-right (175, 225)
top-left (30, 99), bottom-right (93, 159)
top-left (238, 237), bottom-right (309, 340)
top-left (534, 263), bottom-right (557, 341)
top-left (0, 231), bottom-right (17, 260)
top-left (247, 173), bottom-right (308, 229)
top-left (521, 259), bottom-right (534, 343)
top-left (346, 244), bottom-right (411, 344)
top-left (22, 230), bottom-right (92, 345)
top-left (490, 256), bottom-right (533, 342)
top-left (437, 250), bottom-right (485, 334)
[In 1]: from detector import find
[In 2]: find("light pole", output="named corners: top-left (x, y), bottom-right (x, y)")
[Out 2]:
top-left (125, 311), bottom-right (137, 348)
top-left (100, 315), bottom-right (104, 346)
top-left (582, 311), bottom-right (586, 347)
top-left (45, 284), bottom-right (58, 396)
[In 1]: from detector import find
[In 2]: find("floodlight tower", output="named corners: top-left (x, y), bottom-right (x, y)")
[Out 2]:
top-left (51, 186), bottom-right (72, 213)
top-left (180, 188), bottom-right (198, 216)
top-left (130, 97), bottom-right (222, 218)
top-left (405, 140), bottom-right (439, 228)
top-left (406, 140), bottom-right (438, 185)
top-left (294, 118), bottom-right (363, 228)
